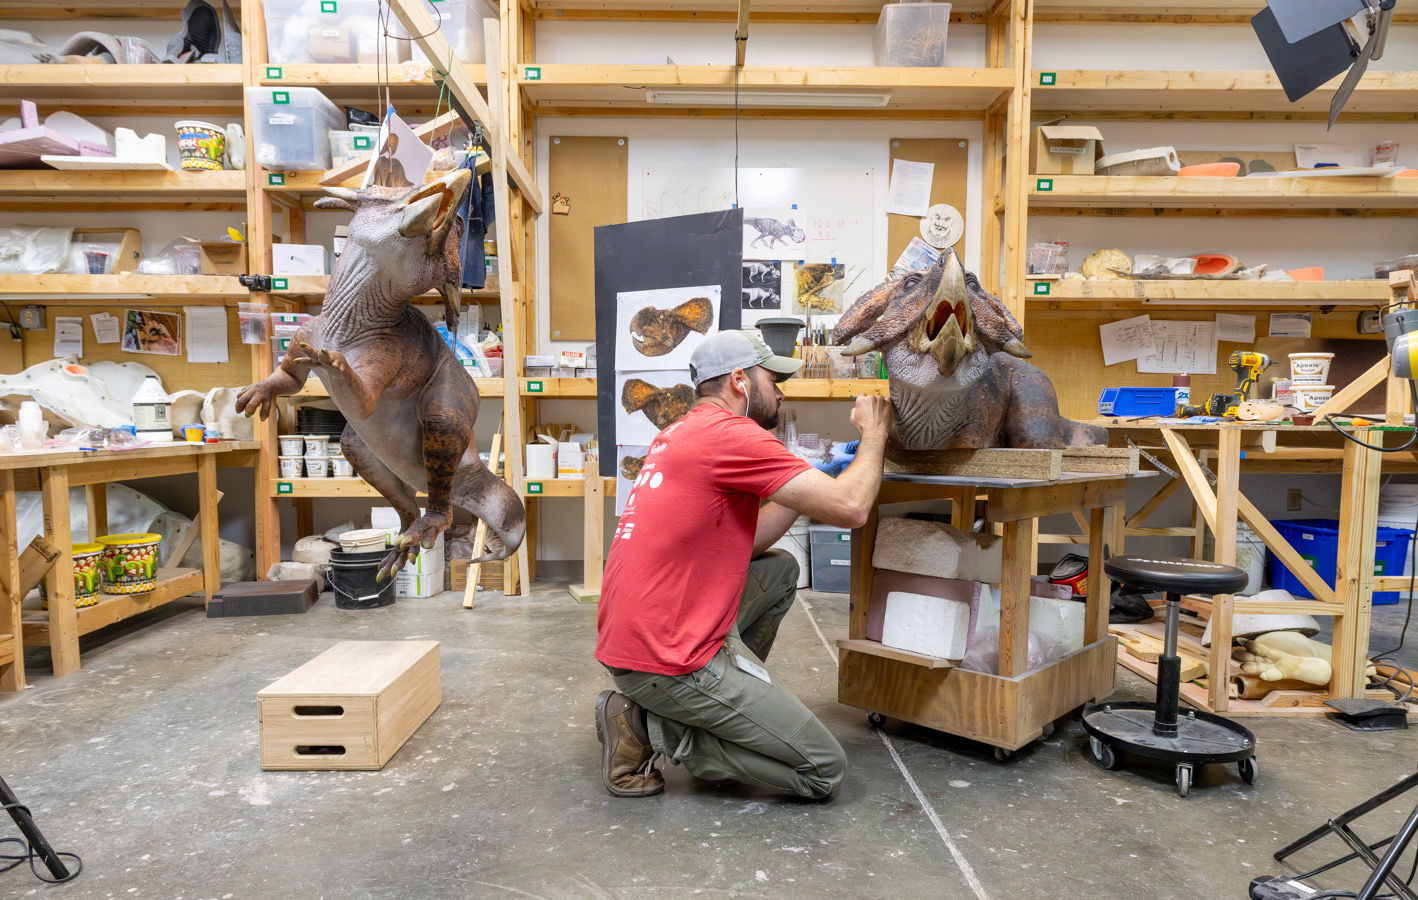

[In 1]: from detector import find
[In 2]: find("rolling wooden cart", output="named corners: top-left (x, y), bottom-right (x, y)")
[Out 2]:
top-left (838, 470), bottom-right (1141, 758)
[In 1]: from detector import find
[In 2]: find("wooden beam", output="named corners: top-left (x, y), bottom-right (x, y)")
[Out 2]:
top-left (734, 0), bottom-right (750, 68)
top-left (1160, 429), bottom-right (1218, 534)
top-left (1331, 437), bottom-right (1382, 698)
top-left (997, 517), bottom-right (1038, 678)
top-left (1236, 494), bottom-right (1338, 605)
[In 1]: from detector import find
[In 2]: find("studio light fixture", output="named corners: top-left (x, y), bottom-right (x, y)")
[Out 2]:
top-left (644, 90), bottom-right (892, 108)
top-left (1252, 0), bottom-right (1397, 126)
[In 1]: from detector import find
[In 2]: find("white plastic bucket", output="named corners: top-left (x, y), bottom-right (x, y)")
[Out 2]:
top-left (338, 528), bottom-right (389, 553)
top-left (771, 517), bottom-right (811, 589)
top-left (304, 456), bottom-right (329, 478)
top-left (278, 435), bottom-right (304, 455)
top-left (1380, 483), bottom-right (1418, 520)
top-left (1204, 520), bottom-right (1266, 595)
top-left (1293, 384), bottom-right (1334, 412)
top-left (1289, 352), bottom-right (1334, 385)
top-left (278, 456), bottom-right (303, 478)
top-left (303, 435), bottom-right (329, 457)
top-left (330, 458), bottom-right (354, 477)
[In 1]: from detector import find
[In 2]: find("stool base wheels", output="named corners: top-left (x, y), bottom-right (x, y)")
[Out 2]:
top-left (1175, 763), bottom-right (1193, 798)
top-left (1089, 736), bottom-right (1119, 770)
top-left (1238, 755), bottom-right (1258, 785)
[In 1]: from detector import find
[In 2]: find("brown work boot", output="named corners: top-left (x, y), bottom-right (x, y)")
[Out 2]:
top-left (594, 690), bottom-right (664, 798)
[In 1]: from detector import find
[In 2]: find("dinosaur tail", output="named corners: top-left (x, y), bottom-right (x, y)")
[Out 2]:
top-left (452, 462), bottom-right (526, 562)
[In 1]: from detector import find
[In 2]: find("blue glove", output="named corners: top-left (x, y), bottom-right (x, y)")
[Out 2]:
top-left (810, 440), bottom-right (860, 477)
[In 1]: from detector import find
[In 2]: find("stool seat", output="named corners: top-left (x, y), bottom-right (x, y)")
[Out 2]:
top-left (1103, 555), bottom-right (1248, 596)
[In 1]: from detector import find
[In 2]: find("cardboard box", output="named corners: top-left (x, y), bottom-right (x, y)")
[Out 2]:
top-left (271, 243), bottom-right (330, 276)
top-left (395, 570), bottom-right (444, 599)
top-left (184, 238), bottom-right (247, 275)
top-left (1031, 122), bottom-right (1104, 175)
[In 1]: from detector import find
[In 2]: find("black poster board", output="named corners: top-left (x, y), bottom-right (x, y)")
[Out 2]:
top-left (594, 209), bottom-right (743, 477)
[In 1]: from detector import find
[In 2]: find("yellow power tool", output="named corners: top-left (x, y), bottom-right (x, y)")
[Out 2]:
top-left (1180, 351), bottom-right (1273, 418)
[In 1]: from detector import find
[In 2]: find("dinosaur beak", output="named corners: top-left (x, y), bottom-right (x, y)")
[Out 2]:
top-left (398, 168), bottom-right (470, 239)
top-left (920, 251), bottom-right (973, 376)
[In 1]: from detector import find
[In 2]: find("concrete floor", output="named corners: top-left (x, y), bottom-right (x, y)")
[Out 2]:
top-left (3, 585), bottom-right (1418, 899)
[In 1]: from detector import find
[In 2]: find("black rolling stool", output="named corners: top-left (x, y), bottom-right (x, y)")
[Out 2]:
top-left (1082, 556), bottom-right (1257, 797)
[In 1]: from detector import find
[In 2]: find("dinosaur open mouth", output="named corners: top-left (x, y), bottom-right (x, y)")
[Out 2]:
top-left (925, 299), bottom-right (968, 341)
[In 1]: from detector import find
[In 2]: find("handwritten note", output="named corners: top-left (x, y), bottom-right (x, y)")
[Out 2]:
top-left (1099, 314), bottom-right (1156, 366)
top-left (886, 159), bottom-right (934, 217)
top-left (1216, 313), bottom-right (1256, 343)
top-left (185, 306), bottom-right (229, 363)
top-left (1137, 320), bottom-right (1218, 375)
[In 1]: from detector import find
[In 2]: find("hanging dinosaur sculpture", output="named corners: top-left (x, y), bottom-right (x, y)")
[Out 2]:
top-left (835, 249), bottom-right (1106, 457)
top-left (236, 168), bottom-right (524, 578)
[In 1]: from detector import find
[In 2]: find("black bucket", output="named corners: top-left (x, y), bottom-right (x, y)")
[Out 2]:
top-left (327, 547), bottom-right (396, 609)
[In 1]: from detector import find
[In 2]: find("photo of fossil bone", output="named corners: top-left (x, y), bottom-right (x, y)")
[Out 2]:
top-left (615, 285), bottom-right (720, 371)
top-left (616, 371), bottom-right (695, 444)
top-left (793, 262), bottom-right (846, 315)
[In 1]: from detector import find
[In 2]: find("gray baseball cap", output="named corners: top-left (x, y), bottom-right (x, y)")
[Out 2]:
top-left (689, 329), bottom-right (803, 386)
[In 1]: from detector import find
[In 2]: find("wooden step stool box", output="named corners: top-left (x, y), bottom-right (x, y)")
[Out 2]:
top-left (258, 641), bottom-right (440, 770)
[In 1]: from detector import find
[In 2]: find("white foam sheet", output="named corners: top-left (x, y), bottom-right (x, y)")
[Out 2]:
top-left (872, 517), bottom-right (1002, 583)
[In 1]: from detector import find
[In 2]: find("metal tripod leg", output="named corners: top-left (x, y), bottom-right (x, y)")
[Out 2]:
top-left (1276, 770), bottom-right (1418, 861)
top-left (1355, 803), bottom-right (1418, 900)
top-left (0, 776), bottom-right (72, 882)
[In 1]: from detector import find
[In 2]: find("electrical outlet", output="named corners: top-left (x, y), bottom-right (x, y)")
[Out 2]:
top-left (1287, 488), bottom-right (1303, 511)
top-left (18, 305), bottom-right (45, 330)
top-left (1357, 309), bottom-right (1383, 334)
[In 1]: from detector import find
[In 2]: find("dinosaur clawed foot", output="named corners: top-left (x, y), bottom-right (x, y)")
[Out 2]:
top-left (375, 513), bottom-right (451, 581)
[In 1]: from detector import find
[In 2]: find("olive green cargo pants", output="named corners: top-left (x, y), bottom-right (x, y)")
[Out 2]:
top-left (609, 550), bottom-right (847, 800)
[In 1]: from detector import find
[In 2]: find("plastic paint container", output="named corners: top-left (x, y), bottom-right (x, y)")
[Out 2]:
top-left (96, 533), bottom-right (161, 594)
top-left (330, 457), bottom-right (354, 477)
top-left (278, 435), bottom-right (304, 455)
top-left (304, 456), bottom-right (329, 478)
top-left (175, 120), bottom-right (226, 170)
top-left (1294, 384), bottom-right (1335, 412)
top-left (338, 528), bottom-right (389, 553)
top-left (278, 456), bottom-right (303, 478)
top-left (327, 441), bottom-right (344, 458)
top-left (71, 543), bottom-right (104, 607)
top-left (302, 434), bottom-right (329, 457)
top-left (182, 423), bottom-right (205, 442)
top-left (1289, 352), bottom-right (1334, 385)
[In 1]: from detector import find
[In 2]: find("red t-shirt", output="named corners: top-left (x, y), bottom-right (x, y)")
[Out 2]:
top-left (595, 404), bottom-right (811, 676)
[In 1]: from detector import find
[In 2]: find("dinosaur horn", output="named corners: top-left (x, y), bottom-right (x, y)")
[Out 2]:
top-left (313, 186), bottom-right (359, 211)
top-left (1002, 338), bottom-right (1033, 358)
top-left (841, 335), bottom-right (876, 357)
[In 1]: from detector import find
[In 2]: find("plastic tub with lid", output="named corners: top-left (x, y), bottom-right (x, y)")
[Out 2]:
top-left (1095, 146), bottom-right (1181, 177)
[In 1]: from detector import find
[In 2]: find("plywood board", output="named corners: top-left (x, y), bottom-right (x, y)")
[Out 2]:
top-left (549, 136), bottom-right (628, 342)
top-left (887, 137), bottom-right (969, 271)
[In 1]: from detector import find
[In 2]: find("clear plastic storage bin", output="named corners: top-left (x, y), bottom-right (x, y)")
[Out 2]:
top-left (411, 0), bottom-right (498, 64)
top-left (264, 0), bottom-right (411, 65)
top-left (246, 87), bottom-right (344, 171)
top-left (328, 128), bottom-right (379, 168)
top-left (874, 2), bottom-right (952, 67)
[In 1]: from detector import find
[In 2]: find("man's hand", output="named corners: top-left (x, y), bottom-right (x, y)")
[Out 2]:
top-left (850, 394), bottom-right (892, 441)
top-left (810, 440), bottom-right (859, 477)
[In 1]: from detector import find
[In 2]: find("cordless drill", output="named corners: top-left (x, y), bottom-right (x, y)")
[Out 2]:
top-left (1179, 351), bottom-right (1273, 418)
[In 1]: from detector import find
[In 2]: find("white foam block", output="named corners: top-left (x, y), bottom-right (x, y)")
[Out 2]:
top-left (1029, 594), bottom-right (1085, 655)
top-left (872, 517), bottom-right (1002, 583)
top-left (881, 590), bottom-right (972, 661)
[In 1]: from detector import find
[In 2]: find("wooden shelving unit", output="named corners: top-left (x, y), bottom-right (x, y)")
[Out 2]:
top-left (21, 568), bottom-right (203, 646)
top-left (1030, 175), bottom-right (1418, 210)
top-left (0, 274), bottom-right (251, 300)
top-left (1032, 70), bottom-right (1418, 116)
top-left (517, 64), bottom-right (1015, 113)
top-left (2, 63), bottom-right (243, 104)
top-left (1026, 279), bottom-right (1392, 308)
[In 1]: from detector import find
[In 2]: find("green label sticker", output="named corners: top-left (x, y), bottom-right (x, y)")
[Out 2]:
top-left (272, 90), bottom-right (290, 104)
top-left (838, 533), bottom-right (850, 542)
top-left (1302, 554), bottom-right (1317, 569)
top-left (272, 278), bottom-right (289, 291)
top-left (1033, 281), bottom-right (1051, 295)
top-left (527, 380), bottom-right (544, 393)
top-left (277, 482), bottom-right (293, 495)
top-left (320, 0), bottom-right (337, 12)
top-left (1038, 72), bottom-right (1057, 86)
top-left (1036, 178), bottom-right (1054, 192)
top-left (278, 338), bottom-right (292, 349)
top-left (266, 66), bottom-right (283, 80)
top-left (268, 172), bottom-right (285, 186)
top-left (354, 135), bottom-right (372, 149)
top-left (527, 482), bottom-right (543, 495)
top-left (524, 66), bottom-right (542, 81)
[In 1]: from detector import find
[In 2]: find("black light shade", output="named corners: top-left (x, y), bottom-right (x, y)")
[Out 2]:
top-left (1267, 0), bottom-right (1366, 43)
top-left (1251, 5), bottom-right (1358, 102)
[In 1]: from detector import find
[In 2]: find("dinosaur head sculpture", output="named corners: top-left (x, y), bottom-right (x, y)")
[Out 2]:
top-left (314, 168), bottom-right (470, 327)
top-left (834, 249), bottom-right (1030, 389)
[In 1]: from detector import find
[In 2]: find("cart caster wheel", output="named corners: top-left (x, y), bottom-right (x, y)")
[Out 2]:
top-left (992, 746), bottom-right (1014, 762)
top-left (1238, 756), bottom-right (1258, 785)
top-left (1040, 721), bottom-right (1056, 740)
top-left (1175, 763), bottom-right (1193, 798)
top-left (1088, 737), bottom-right (1119, 770)
top-left (867, 712), bottom-right (886, 728)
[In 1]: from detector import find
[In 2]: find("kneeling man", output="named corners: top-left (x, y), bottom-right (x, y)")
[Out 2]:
top-left (594, 329), bottom-right (891, 799)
